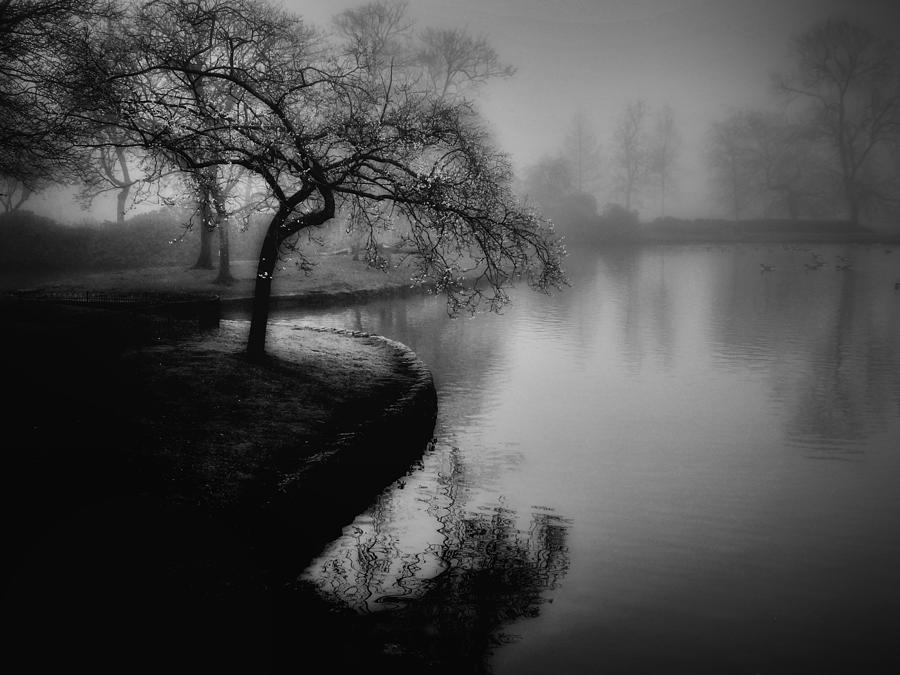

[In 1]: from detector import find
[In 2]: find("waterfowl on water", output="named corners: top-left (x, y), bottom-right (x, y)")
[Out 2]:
top-left (759, 263), bottom-right (774, 272)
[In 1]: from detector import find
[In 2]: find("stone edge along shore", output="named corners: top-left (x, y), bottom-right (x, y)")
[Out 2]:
top-left (266, 325), bottom-right (438, 567)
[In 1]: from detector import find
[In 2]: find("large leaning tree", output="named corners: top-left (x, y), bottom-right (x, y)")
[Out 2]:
top-left (56, 0), bottom-right (564, 358)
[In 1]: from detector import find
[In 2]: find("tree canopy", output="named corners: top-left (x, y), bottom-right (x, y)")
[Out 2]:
top-left (774, 17), bottom-right (900, 223)
top-left (0, 0), bottom-right (116, 186)
top-left (33, 0), bottom-right (564, 356)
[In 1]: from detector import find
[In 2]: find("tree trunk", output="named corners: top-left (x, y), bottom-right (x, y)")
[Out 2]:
top-left (246, 220), bottom-right (282, 360)
top-left (731, 157), bottom-right (741, 221)
top-left (193, 196), bottom-right (215, 269)
top-left (215, 215), bottom-right (234, 285)
top-left (116, 183), bottom-right (131, 226)
top-left (786, 191), bottom-right (800, 220)
top-left (835, 111), bottom-right (861, 226)
top-left (17, 185), bottom-right (31, 211)
top-left (844, 180), bottom-right (860, 225)
top-left (114, 147), bottom-right (132, 225)
top-left (660, 174), bottom-right (667, 217)
top-left (3, 184), bottom-right (31, 212)
top-left (246, 187), bottom-right (334, 359)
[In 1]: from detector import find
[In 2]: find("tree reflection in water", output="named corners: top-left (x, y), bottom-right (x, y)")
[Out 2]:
top-left (299, 442), bottom-right (570, 673)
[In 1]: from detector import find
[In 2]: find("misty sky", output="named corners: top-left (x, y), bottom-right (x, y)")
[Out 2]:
top-left (29, 0), bottom-right (900, 221)
top-left (285, 0), bottom-right (900, 217)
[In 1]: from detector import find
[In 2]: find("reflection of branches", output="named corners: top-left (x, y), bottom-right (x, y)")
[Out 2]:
top-left (409, 506), bottom-right (569, 667)
top-left (303, 440), bottom-right (569, 672)
top-left (316, 487), bottom-right (407, 613)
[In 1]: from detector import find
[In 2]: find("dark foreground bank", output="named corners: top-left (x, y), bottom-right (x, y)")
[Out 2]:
top-left (0, 299), bottom-right (437, 674)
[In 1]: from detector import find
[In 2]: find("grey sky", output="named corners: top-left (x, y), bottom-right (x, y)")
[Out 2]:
top-left (284, 0), bottom-right (900, 217)
top-left (29, 0), bottom-right (900, 220)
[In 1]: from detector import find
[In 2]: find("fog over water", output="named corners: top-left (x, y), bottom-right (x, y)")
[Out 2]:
top-left (288, 243), bottom-right (900, 673)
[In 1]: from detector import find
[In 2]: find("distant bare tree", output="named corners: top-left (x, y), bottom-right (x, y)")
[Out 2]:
top-left (707, 109), bottom-right (758, 221)
top-left (648, 105), bottom-right (680, 217)
top-left (97, 147), bottom-right (138, 224)
top-left (744, 111), bottom-right (830, 219)
top-left (774, 17), bottom-right (900, 224)
top-left (562, 112), bottom-right (602, 195)
top-left (0, 174), bottom-right (31, 212)
top-left (185, 164), bottom-right (252, 284)
top-left (522, 155), bottom-right (574, 207)
top-left (333, 0), bottom-right (411, 73)
top-left (611, 99), bottom-right (648, 212)
top-left (75, 135), bottom-right (145, 225)
top-left (337, 3), bottom-right (515, 101)
top-left (709, 106), bottom-right (842, 221)
top-left (417, 26), bottom-right (515, 100)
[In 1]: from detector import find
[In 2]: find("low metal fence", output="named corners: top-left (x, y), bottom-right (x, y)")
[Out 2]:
top-left (10, 289), bottom-right (221, 328)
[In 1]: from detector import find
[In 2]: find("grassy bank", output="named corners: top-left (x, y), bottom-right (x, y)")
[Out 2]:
top-left (1, 283), bottom-right (437, 672)
top-left (2, 250), bottom-right (418, 299)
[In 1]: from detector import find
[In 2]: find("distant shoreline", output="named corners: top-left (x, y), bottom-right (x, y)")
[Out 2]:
top-left (556, 217), bottom-right (900, 246)
top-left (577, 231), bottom-right (900, 245)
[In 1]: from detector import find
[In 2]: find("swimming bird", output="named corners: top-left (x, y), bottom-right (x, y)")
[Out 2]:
top-left (760, 263), bottom-right (774, 272)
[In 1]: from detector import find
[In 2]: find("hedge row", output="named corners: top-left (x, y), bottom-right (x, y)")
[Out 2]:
top-left (0, 209), bottom-right (268, 271)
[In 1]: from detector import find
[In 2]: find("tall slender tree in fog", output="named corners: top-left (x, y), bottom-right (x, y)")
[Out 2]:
top-left (562, 112), bottom-right (602, 195)
top-left (187, 166), bottom-right (240, 283)
top-left (176, 43), bottom-right (249, 281)
top-left (611, 99), bottom-right (648, 212)
top-left (519, 116), bottom-right (602, 239)
top-left (75, 138), bottom-right (144, 226)
top-left (775, 18), bottom-right (900, 224)
top-left (707, 110), bottom-right (756, 221)
top-left (173, 164), bottom-right (264, 282)
top-left (1, 175), bottom-right (30, 212)
top-left (57, 0), bottom-right (564, 358)
top-left (648, 105), bottom-right (679, 217)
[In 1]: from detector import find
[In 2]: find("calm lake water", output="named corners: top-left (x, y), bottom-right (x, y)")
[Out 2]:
top-left (279, 243), bottom-right (900, 674)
